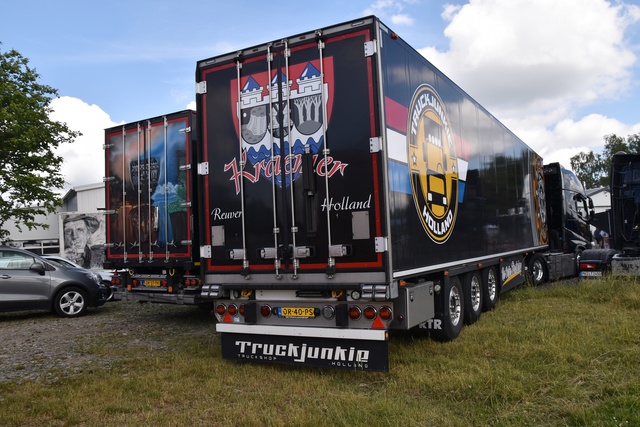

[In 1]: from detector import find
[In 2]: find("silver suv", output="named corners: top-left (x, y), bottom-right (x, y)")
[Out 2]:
top-left (0, 246), bottom-right (111, 318)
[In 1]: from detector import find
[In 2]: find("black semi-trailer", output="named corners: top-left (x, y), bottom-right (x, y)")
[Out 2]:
top-left (196, 16), bottom-right (558, 371)
top-left (103, 110), bottom-right (208, 306)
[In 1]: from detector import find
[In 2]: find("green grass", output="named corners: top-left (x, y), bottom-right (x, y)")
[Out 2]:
top-left (1, 277), bottom-right (638, 426)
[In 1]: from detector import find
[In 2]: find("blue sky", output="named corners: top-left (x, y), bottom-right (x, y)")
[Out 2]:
top-left (2, 0), bottom-right (640, 190)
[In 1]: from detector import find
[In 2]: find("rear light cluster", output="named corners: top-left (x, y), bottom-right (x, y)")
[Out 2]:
top-left (215, 302), bottom-right (392, 323)
top-left (124, 277), bottom-right (201, 291)
top-left (579, 263), bottom-right (597, 270)
top-left (184, 278), bottom-right (201, 287)
top-left (217, 303), bottom-right (246, 317)
top-left (348, 305), bottom-right (393, 321)
top-left (112, 276), bottom-right (123, 286)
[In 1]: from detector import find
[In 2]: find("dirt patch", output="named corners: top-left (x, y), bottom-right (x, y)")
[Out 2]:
top-left (0, 301), bottom-right (215, 384)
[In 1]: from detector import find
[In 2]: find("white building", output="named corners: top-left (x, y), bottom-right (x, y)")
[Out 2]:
top-left (586, 187), bottom-right (611, 214)
top-left (2, 183), bottom-right (106, 256)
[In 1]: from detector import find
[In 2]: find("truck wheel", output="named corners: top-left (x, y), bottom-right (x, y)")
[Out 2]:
top-left (54, 287), bottom-right (88, 318)
top-left (528, 254), bottom-right (547, 286)
top-left (432, 276), bottom-right (464, 342)
top-left (481, 266), bottom-right (499, 311)
top-left (463, 271), bottom-right (482, 325)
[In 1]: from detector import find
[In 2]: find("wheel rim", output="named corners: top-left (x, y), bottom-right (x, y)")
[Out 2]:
top-left (470, 275), bottom-right (481, 312)
top-left (487, 269), bottom-right (497, 302)
top-left (532, 259), bottom-right (544, 283)
top-left (448, 286), bottom-right (462, 326)
top-left (60, 291), bottom-right (85, 315)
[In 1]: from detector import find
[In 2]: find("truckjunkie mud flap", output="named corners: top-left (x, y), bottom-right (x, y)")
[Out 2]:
top-left (218, 325), bottom-right (389, 372)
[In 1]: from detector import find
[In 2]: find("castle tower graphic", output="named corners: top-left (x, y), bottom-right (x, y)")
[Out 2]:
top-left (238, 61), bottom-right (330, 187)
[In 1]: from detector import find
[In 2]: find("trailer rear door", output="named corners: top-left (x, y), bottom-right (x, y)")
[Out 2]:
top-left (104, 111), bottom-right (197, 267)
top-left (197, 19), bottom-right (386, 285)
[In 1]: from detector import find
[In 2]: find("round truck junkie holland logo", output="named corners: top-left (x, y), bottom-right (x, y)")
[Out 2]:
top-left (408, 84), bottom-right (459, 243)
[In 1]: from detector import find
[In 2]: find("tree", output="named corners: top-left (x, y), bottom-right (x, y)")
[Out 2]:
top-left (570, 133), bottom-right (640, 189)
top-left (569, 150), bottom-right (605, 189)
top-left (0, 46), bottom-right (80, 240)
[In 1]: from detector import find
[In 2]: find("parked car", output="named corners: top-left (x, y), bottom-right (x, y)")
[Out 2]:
top-left (43, 255), bottom-right (114, 285)
top-left (0, 246), bottom-right (111, 318)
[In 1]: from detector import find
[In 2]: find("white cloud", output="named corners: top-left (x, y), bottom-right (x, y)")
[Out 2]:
top-left (391, 14), bottom-right (414, 26)
top-left (416, 0), bottom-right (640, 174)
top-left (48, 97), bottom-right (118, 191)
top-left (510, 114), bottom-right (640, 168)
top-left (421, 0), bottom-right (637, 111)
top-left (364, 0), bottom-right (416, 25)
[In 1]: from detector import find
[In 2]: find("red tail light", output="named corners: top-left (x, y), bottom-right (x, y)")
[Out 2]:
top-left (260, 305), bottom-right (272, 317)
top-left (348, 306), bottom-right (362, 320)
top-left (363, 306), bottom-right (377, 320)
top-left (216, 303), bottom-right (227, 316)
top-left (580, 263), bottom-right (597, 270)
top-left (379, 306), bottom-right (393, 321)
top-left (228, 304), bottom-right (238, 316)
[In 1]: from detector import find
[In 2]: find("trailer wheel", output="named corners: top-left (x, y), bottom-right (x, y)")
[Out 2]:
top-left (528, 254), bottom-right (547, 285)
top-left (432, 276), bottom-right (464, 342)
top-left (463, 271), bottom-right (482, 325)
top-left (481, 266), bottom-right (499, 311)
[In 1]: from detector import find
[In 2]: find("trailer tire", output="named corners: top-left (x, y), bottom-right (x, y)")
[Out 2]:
top-left (463, 271), bottom-right (482, 325)
top-left (528, 254), bottom-right (548, 286)
top-left (481, 266), bottom-right (499, 311)
top-left (432, 276), bottom-right (464, 342)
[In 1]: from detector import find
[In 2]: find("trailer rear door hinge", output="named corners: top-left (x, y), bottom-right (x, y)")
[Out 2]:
top-left (364, 40), bottom-right (377, 57)
top-left (200, 245), bottom-right (212, 258)
top-left (375, 237), bottom-right (388, 253)
top-left (196, 81), bottom-right (207, 94)
top-left (198, 162), bottom-right (209, 175)
top-left (370, 137), bottom-right (382, 153)
top-left (179, 126), bottom-right (192, 134)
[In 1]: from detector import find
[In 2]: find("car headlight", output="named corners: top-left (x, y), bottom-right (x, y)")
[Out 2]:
top-left (85, 272), bottom-right (101, 285)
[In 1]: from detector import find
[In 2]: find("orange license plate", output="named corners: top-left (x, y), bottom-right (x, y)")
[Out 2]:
top-left (143, 280), bottom-right (161, 287)
top-left (278, 307), bottom-right (315, 318)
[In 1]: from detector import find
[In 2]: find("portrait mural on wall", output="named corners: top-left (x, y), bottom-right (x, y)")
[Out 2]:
top-left (60, 212), bottom-right (106, 270)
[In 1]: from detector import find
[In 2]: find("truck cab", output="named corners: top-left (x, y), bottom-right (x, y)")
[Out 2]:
top-left (529, 163), bottom-right (593, 283)
top-left (543, 163), bottom-right (594, 252)
top-left (578, 153), bottom-right (640, 277)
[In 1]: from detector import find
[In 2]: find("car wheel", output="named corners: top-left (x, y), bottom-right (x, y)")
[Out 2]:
top-left (54, 287), bottom-right (88, 318)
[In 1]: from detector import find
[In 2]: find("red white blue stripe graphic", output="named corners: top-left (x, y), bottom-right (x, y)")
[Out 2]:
top-left (384, 96), bottom-right (469, 202)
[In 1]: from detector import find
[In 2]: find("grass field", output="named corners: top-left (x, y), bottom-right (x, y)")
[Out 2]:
top-left (1, 277), bottom-right (638, 426)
